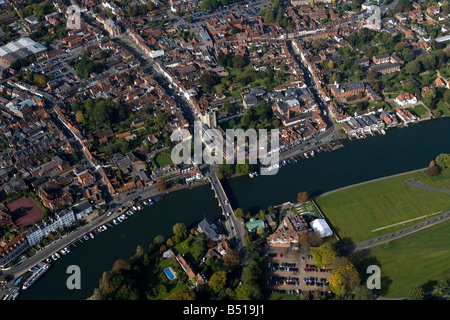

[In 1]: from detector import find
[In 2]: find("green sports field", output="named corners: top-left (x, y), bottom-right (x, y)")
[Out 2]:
top-left (315, 169), bottom-right (450, 243)
top-left (355, 220), bottom-right (450, 298)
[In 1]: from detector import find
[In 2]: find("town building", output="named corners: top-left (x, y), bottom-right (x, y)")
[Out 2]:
top-left (267, 214), bottom-right (309, 247)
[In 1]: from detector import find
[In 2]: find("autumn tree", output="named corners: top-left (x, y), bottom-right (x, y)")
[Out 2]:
top-left (209, 271), bottom-right (227, 292)
top-left (223, 249), bottom-right (240, 268)
top-left (157, 180), bottom-right (167, 191)
top-left (310, 242), bottom-right (338, 268)
top-left (329, 262), bottom-right (361, 297)
top-left (427, 160), bottom-right (440, 176)
top-left (165, 288), bottom-right (196, 300)
top-left (75, 110), bottom-right (84, 123)
top-left (297, 191), bottom-right (309, 204)
top-left (298, 231), bottom-right (323, 254)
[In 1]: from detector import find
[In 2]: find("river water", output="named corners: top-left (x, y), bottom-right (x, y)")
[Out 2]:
top-left (18, 117), bottom-right (450, 300)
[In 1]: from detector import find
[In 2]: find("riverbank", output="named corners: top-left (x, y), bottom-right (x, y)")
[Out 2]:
top-left (13, 117), bottom-right (450, 300)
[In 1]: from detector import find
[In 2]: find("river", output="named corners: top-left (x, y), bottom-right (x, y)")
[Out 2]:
top-left (18, 117), bottom-right (450, 299)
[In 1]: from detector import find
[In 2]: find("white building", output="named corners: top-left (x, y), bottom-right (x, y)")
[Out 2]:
top-left (24, 209), bottom-right (76, 246)
top-left (310, 219), bottom-right (333, 238)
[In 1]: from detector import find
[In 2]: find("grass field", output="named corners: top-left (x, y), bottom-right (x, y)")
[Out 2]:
top-left (315, 169), bottom-right (450, 243)
top-left (352, 220), bottom-right (450, 298)
top-left (155, 149), bottom-right (173, 168)
top-left (410, 104), bottom-right (429, 119)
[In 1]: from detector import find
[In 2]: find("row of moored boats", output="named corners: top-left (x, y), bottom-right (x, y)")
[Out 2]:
top-left (253, 156), bottom-right (299, 176)
top-left (8, 195), bottom-right (165, 296)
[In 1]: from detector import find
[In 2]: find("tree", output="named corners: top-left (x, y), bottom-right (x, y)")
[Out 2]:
top-left (444, 89), bottom-right (450, 105)
top-left (234, 208), bottom-right (245, 220)
top-left (201, 0), bottom-right (218, 10)
top-left (435, 153), bottom-right (450, 170)
top-left (234, 282), bottom-right (263, 300)
top-left (146, 1), bottom-right (155, 10)
top-left (405, 60), bottom-right (421, 75)
top-left (209, 271), bottom-right (227, 292)
top-left (223, 249), bottom-right (240, 267)
top-left (153, 235), bottom-right (165, 247)
top-left (264, 8), bottom-right (274, 23)
top-left (297, 191), bottom-right (309, 204)
top-left (232, 55), bottom-right (246, 69)
top-left (427, 160), bottom-right (440, 176)
top-left (75, 110), bottom-right (85, 124)
top-left (187, 16), bottom-right (193, 23)
top-left (352, 285), bottom-right (375, 300)
top-left (173, 222), bottom-right (187, 240)
top-left (199, 72), bottom-right (217, 92)
top-left (329, 262), bottom-right (361, 297)
top-left (298, 231), bottom-right (323, 253)
top-left (310, 242), bottom-right (338, 268)
top-left (166, 288), bottom-right (196, 300)
top-left (433, 279), bottom-right (449, 296)
top-left (422, 90), bottom-right (436, 108)
top-left (134, 245), bottom-right (145, 260)
top-left (408, 286), bottom-right (425, 300)
top-left (157, 180), bottom-right (167, 191)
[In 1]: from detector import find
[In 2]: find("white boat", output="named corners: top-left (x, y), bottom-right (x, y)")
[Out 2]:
top-left (381, 129), bottom-right (386, 135)
top-left (60, 249), bottom-right (67, 255)
top-left (51, 254), bottom-right (57, 261)
top-left (137, 205), bottom-right (142, 210)
top-left (64, 247), bottom-right (71, 253)
top-left (113, 219), bottom-right (118, 225)
top-left (89, 233), bottom-right (94, 239)
top-left (22, 263), bottom-right (51, 290)
top-left (55, 252), bottom-right (60, 259)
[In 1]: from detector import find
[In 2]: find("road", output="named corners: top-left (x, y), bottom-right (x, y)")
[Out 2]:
top-left (205, 166), bottom-right (246, 256)
top-left (277, 39), bottom-right (343, 160)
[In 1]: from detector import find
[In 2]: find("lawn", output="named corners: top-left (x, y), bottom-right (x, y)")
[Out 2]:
top-left (155, 149), bottom-right (173, 168)
top-left (315, 170), bottom-right (450, 243)
top-left (174, 236), bottom-right (206, 265)
top-left (415, 167), bottom-right (450, 191)
top-left (353, 220), bottom-right (450, 298)
top-left (410, 104), bottom-right (429, 119)
top-left (433, 101), bottom-right (450, 118)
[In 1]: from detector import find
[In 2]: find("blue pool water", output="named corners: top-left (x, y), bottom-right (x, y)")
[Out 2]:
top-left (164, 267), bottom-right (175, 280)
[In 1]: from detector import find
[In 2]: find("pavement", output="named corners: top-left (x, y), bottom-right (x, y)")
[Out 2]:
top-left (404, 179), bottom-right (450, 194)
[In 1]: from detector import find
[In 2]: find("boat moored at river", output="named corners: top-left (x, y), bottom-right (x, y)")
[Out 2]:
top-left (22, 263), bottom-right (51, 290)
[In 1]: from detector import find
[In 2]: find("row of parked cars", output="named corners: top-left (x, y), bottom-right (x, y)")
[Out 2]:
top-left (270, 289), bottom-right (300, 295)
top-left (267, 276), bottom-right (300, 286)
top-left (304, 277), bottom-right (330, 287)
top-left (304, 264), bottom-right (331, 273)
top-left (267, 262), bottom-right (299, 272)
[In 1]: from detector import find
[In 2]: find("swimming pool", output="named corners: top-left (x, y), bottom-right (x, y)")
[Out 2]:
top-left (163, 267), bottom-right (176, 280)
